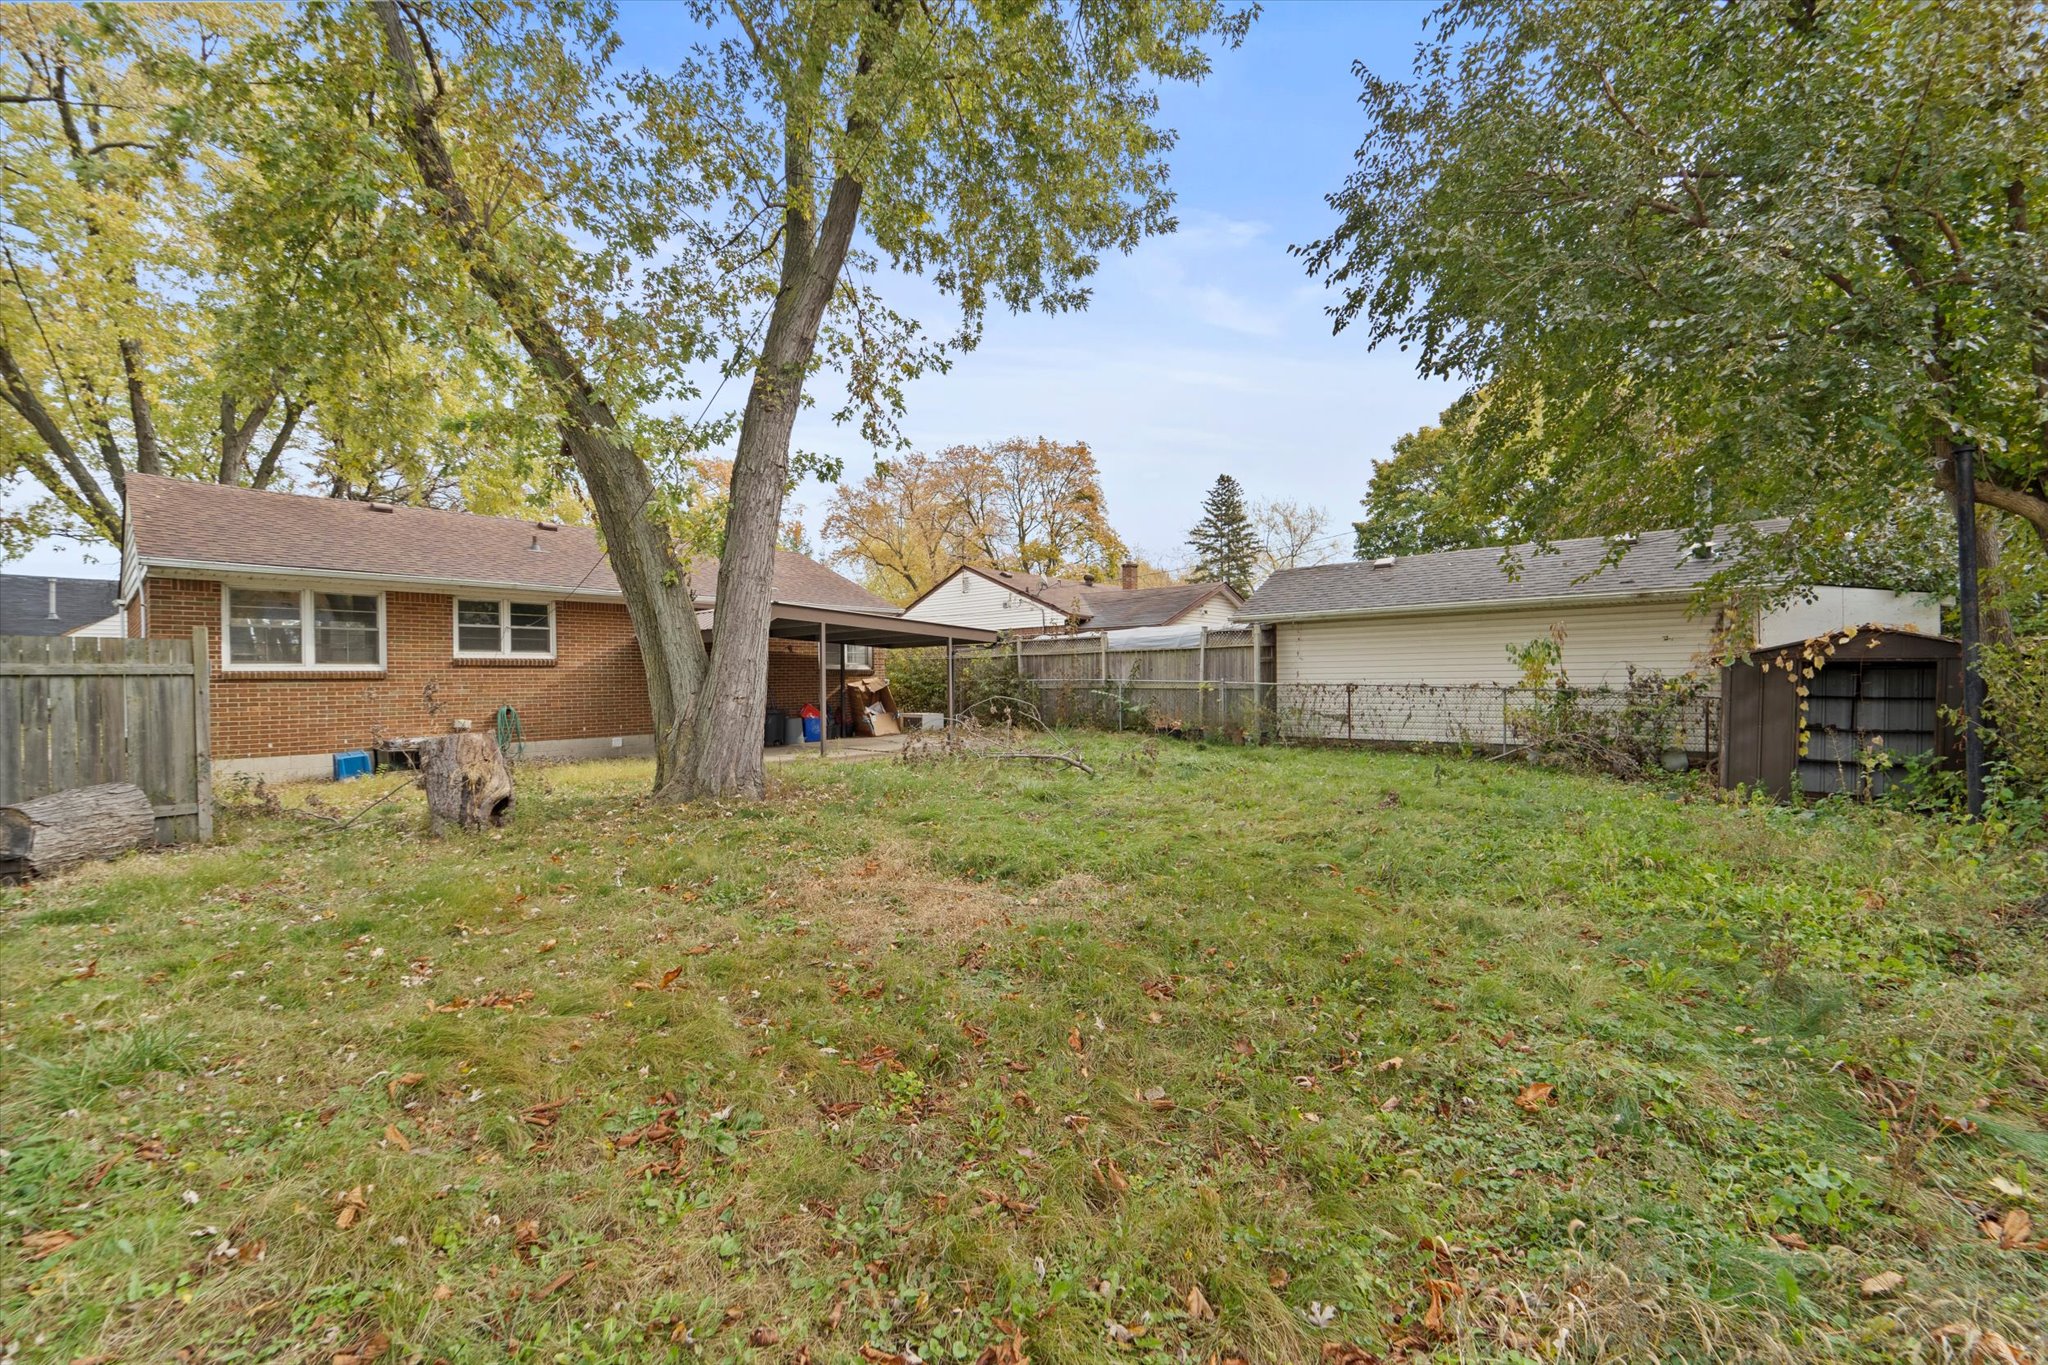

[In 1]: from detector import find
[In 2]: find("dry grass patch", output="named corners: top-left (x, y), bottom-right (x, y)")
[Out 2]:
top-left (784, 849), bottom-right (1077, 951)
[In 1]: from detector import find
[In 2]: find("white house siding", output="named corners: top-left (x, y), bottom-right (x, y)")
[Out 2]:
top-left (1173, 596), bottom-right (1242, 630)
top-left (904, 571), bottom-right (1070, 633)
top-left (1757, 588), bottom-right (1941, 645)
top-left (1272, 598), bottom-right (1720, 745)
top-left (65, 612), bottom-right (127, 638)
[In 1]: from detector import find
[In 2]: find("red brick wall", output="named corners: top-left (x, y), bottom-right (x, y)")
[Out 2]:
top-left (765, 638), bottom-right (881, 723)
top-left (138, 576), bottom-right (884, 759)
top-left (139, 577), bottom-right (654, 760)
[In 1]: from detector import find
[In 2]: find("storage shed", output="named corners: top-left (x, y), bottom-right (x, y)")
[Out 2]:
top-left (1719, 627), bottom-right (1963, 800)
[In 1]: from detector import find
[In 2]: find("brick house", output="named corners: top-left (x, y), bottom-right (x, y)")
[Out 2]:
top-left (121, 476), bottom-right (991, 778)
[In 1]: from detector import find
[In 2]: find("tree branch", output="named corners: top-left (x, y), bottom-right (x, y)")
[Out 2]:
top-left (249, 396), bottom-right (303, 489)
top-left (0, 334), bottom-right (120, 536)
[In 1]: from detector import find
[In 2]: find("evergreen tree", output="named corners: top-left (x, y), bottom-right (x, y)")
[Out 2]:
top-left (1187, 474), bottom-right (1260, 594)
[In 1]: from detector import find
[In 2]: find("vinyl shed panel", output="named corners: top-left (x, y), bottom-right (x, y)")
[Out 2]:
top-left (1274, 600), bottom-right (1719, 689)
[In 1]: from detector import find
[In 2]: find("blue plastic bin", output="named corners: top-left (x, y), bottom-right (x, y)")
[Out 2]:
top-left (801, 713), bottom-right (822, 743)
top-left (333, 749), bottom-right (372, 781)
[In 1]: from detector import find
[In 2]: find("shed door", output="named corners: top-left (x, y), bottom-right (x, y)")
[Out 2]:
top-left (1798, 662), bottom-right (1938, 797)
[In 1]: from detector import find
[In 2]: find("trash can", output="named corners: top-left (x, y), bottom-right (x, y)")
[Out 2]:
top-left (764, 707), bottom-right (786, 747)
top-left (800, 703), bottom-right (822, 743)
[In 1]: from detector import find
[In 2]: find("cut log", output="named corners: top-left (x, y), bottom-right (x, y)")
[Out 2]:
top-left (417, 733), bottom-right (515, 833)
top-left (1, 783), bottom-right (157, 880)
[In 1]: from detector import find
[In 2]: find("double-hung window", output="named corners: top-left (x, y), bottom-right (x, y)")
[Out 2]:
top-left (841, 644), bottom-right (874, 670)
top-left (224, 587), bottom-right (383, 669)
top-left (454, 598), bottom-right (555, 658)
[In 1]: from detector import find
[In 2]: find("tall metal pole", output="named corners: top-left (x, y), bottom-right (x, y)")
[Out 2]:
top-left (1954, 441), bottom-right (1986, 818)
top-left (817, 622), bottom-right (829, 761)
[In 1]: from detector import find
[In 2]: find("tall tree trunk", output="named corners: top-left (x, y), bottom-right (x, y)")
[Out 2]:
top-left (372, 0), bottom-right (710, 793)
top-left (681, 158), bottom-right (865, 799)
top-left (119, 338), bottom-right (161, 474)
top-left (1977, 509), bottom-right (2016, 648)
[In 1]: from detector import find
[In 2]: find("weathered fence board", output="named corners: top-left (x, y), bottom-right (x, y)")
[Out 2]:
top-left (0, 627), bottom-right (212, 846)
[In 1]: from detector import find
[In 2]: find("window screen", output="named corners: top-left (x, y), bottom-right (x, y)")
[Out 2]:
top-left (456, 600), bottom-right (503, 653)
top-left (507, 602), bottom-right (551, 654)
top-left (227, 588), bottom-right (302, 665)
top-left (313, 593), bottom-right (380, 665)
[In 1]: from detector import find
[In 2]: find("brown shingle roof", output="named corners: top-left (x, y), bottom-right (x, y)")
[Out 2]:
top-left (1071, 581), bottom-right (1241, 630)
top-left (123, 474), bottom-right (891, 613)
top-left (1238, 523), bottom-right (1790, 621)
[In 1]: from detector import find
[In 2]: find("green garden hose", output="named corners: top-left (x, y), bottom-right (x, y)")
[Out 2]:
top-left (495, 704), bottom-right (525, 763)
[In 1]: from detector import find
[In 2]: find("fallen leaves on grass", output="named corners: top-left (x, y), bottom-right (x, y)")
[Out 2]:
top-left (1136, 1086), bottom-right (1174, 1112)
top-left (334, 1186), bottom-right (369, 1229)
top-left (386, 1071), bottom-right (425, 1100)
top-left (1067, 1026), bottom-right (1085, 1053)
top-left (978, 1188), bottom-right (1038, 1218)
top-left (19, 1228), bottom-right (79, 1259)
top-left (1859, 1270), bottom-right (1905, 1298)
top-left (520, 1099), bottom-right (568, 1129)
top-left (1514, 1082), bottom-right (1554, 1113)
top-left (750, 1326), bottom-right (781, 1347)
top-left (1186, 1283), bottom-right (1215, 1322)
top-left (331, 1330), bottom-right (389, 1365)
top-left (1320, 1345), bottom-right (1382, 1365)
top-left (381, 1123), bottom-right (411, 1153)
top-left (1934, 1322), bottom-right (2035, 1364)
top-left (860, 1346), bottom-right (916, 1364)
top-left (1979, 1208), bottom-right (2045, 1251)
top-left (433, 988), bottom-right (534, 1013)
top-left (974, 1320), bottom-right (1028, 1365)
top-left (512, 1218), bottom-right (543, 1262)
top-left (1092, 1157), bottom-right (1130, 1195)
top-left (532, 1260), bottom-right (591, 1301)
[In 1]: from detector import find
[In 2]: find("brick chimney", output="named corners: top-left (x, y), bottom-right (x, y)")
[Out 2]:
top-left (1119, 561), bottom-right (1138, 590)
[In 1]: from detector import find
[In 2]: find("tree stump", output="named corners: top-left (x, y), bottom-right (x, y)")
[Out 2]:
top-left (417, 733), bottom-right (516, 833)
top-left (1, 783), bottom-right (157, 880)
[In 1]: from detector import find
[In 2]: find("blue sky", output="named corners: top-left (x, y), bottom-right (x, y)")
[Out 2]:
top-left (4, 0), bottom-right (1458, 579)
top-left (768, 0), bottom-right (1462, 571)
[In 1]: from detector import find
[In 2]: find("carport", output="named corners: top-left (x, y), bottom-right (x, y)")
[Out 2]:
top-left (759, 603), bottom-right (998, 758)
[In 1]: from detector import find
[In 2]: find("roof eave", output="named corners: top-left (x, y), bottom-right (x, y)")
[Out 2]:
top-left (134, 555), bottom-right (626, 602)
top-left (1235, 585), bottom-right (1710, 624)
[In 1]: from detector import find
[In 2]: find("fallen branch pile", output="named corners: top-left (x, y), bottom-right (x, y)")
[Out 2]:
top-left (899, 701), bottom-right (1095, 776)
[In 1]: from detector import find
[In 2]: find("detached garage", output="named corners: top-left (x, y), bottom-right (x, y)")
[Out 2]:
top-left (1235, 526), bottom-right (1942, 747)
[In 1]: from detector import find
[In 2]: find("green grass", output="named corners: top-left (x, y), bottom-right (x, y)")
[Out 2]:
top-left (3, 740), bottom-right (2046, 1363)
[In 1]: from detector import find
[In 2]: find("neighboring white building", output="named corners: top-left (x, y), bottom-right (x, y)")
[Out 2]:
top-left (1235, 527), bottom-right (1941, 744)
top-left (903, 563), bottom-right (1243, 638)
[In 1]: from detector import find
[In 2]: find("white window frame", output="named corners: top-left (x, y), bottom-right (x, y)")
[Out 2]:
top-left (841, 643), bottom-right (874, 670)
top-left (451, 597), bottom-right (557, 660)
top-left (220, 585), bottom-right (386, 672)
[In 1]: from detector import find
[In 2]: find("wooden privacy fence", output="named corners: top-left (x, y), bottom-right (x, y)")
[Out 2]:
top-left (0, 627), bottom-right (213, 844)
top-left (1004, 628), bottom-right (1261, 735)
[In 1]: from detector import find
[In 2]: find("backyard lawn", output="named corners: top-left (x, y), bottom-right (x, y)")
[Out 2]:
top-left (3, 740), bottom-right (2046, 1363)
